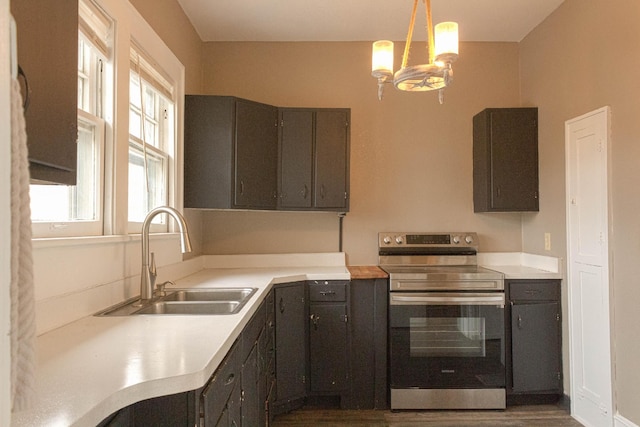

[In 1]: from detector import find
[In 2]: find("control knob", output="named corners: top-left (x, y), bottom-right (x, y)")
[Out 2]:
top-left (383, 236), bottom-right (392, 245)
top-left (452, 235), bottom-right (460, 244)
top-left (465, 235), bottom-right (474, 244)
top-left (395, 236), bottom-right (404, 244)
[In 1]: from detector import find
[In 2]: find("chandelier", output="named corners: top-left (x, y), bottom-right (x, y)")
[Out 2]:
top-left (371, 0), bottom-right (459, 103)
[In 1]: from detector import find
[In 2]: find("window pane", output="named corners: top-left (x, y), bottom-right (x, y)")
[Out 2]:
top-left (130, 73), bottom-right (141, 108)
top-left (144, 86), bottom-right (155, 119)
top-left (144, 117), bottom-right (157, 146)
top-left (129, 108), bottom-right (141, 139)
top-left (31, 121), bottom-right (99, 222)
top-left (128, 143), bottom-right (167, 222)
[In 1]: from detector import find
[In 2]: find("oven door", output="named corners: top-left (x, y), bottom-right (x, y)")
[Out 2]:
top-left (389, 292), bottom-right (505, 390)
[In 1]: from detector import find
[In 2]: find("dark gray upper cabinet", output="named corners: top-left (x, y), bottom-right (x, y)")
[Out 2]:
top-left (12, 0), bottom-right (78, 185)
top-left (473, 108), bottom-right (539, 212)
top-left (184, 96), bottom-right (278, 210)
top-left (278, 109), bottom-right (314, 209)
top-left (185, 99), bottom-right (350, 212)
top-left (278, 108), bottom-right (350, 211)
top-left (314, 110), bottom-right (350, 210)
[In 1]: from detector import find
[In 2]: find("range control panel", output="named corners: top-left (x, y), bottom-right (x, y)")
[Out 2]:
top-left (378, 232), bottom-right (478, 248)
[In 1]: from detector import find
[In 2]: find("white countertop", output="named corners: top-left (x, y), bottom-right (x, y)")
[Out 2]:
top-left (12, 261), bottom-right (349, 427)
top-left (11, 251), bottom-right (560, 426)
top-left (479, 252), bottom-right (563, 279)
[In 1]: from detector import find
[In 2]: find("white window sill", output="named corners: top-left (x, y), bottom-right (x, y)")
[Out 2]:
top-left (32, 232), bottom-right (182, 250)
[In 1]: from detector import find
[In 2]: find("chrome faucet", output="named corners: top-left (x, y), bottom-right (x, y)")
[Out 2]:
top-left (138, 206), bottom-right (192, 304)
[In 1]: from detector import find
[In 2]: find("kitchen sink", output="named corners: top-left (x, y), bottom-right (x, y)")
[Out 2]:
top-left (95, 287), bottom-right (257, 316)
top-left (162, 288), bottom-right (255, 302)
top-left (134, 301), bottom-right (241, 315)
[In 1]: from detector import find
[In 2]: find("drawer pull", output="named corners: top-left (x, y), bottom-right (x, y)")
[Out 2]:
top-left (319, 290), bottom-right (336, 296)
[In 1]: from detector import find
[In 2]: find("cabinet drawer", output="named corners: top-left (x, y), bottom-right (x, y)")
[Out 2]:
top-left (202, 341), bottom-right (240, 424)
top-left (242, 301), bottom-right (265, 361)
top-left (509, 280), bottom-right (560, 301)
top-left (309, 281), bottom-right (347, 302)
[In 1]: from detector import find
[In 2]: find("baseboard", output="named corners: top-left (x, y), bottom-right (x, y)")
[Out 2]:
top-left (615, 413), bottom-right (639, 427)
top-left (561, 395), bottom-right (638, 427)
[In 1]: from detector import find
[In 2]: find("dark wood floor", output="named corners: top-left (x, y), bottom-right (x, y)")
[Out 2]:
top-left (272, 404), bottom-right (584, 426)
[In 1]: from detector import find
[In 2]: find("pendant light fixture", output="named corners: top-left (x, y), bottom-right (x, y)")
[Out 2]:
top-left (371, 0), bottom-right (459, 103)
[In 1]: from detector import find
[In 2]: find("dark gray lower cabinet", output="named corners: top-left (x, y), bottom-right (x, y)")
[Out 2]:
top-left (273, 282), bottom-right (307, 414)
top-left (202, 341), bottom-right (241, 426)
top-left (346, 278), bottom-right (388, 409)
top-left (264, 290), bottom-right (276, 424)
top-left (97, 392), bottom-right (197, 427)
top-left (308, 281), bottom-right (349, 396)
top-left (506, 279), bottom-right (563, 403)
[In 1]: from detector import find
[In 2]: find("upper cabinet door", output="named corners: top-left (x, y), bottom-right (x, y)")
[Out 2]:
top-left (473, 108), bottom-right (539, 212)
top-left (278, 109), bottom-right (314, 209)
top-left (234, 100), bottom-right (278, 209)
top-left (12, 0), bottom-right (78, 185)
top-left (184, 96), bottom-right (278, 210)
top-left (315, 110), bottom-right (350, 210)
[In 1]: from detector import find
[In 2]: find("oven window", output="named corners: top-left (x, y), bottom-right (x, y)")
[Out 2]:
top-left (390, 303), bottom-right (505, 389)
top-left (409, 314), bottom-right (486, 358)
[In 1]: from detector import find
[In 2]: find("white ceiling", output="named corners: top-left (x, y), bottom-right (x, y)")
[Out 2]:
top-left (176, 0), bottom-right (565, 43)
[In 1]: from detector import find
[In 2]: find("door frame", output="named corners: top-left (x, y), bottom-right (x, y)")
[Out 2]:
top-left (2, 1), bottom-right (14, 423)
top-left (565, 106), bottom-right (614, 426)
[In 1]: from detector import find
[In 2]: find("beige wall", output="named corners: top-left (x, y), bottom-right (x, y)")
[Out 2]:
top-left (200, 41), bottom-right (526, 264)
top-left (129, 0), bottom-right (203, 94)
top-left (130, 0), bottom-right (640, 422)
top-left (520, 0), bottom-right (640, 423)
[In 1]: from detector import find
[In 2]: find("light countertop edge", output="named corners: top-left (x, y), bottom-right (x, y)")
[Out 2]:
top-left (11, 264), bottom-right (350, 427)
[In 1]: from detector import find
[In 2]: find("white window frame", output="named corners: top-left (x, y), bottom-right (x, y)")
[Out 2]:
top-left (126, 53), bottom-right (175, 233)
top-left (123, 10), bottom-right (184, 235)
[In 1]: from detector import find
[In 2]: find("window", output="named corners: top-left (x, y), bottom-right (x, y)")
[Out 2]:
top-left (127, 45), bottom-right (176, 231)
top-left (29, 0), bottom-right (185, 239)
top-left (30, 1), bottom-right (110, 237)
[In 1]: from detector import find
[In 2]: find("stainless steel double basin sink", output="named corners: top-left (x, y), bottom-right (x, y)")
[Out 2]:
top-left (96, 287), bottom-right (257, 316)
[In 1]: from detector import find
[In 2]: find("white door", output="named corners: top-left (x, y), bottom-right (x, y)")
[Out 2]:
top-left (565, 107), bottom-right (613, 427)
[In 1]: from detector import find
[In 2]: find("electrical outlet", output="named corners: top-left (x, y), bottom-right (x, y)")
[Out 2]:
top-left (544, 233), bottom-right (551, 251)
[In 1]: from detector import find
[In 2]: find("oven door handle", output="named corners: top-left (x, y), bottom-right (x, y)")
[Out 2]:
top-left (390, 292), bottom-right (505, 306)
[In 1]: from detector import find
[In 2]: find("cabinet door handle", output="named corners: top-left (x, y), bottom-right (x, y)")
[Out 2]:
top-left (17, 65), bottom-right (30, 111)
top-left (310, 313), bottom-right (320, 330)
top-left (279, 297), bottom-right (285, 314)
top-left (320, 184), bottom-right (325, 199)
top-left (301, 184), bottom-right (308, 199)
top-left (225, 373), bottom-right (235, 386)
top-left (239, 180), bottom-right (244, 195)
top-left (517, 315), bottom-right (523, 329)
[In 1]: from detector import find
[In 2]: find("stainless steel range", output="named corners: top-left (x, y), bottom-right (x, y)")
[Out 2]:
top-left (379, 232), bottom-right (506, 410)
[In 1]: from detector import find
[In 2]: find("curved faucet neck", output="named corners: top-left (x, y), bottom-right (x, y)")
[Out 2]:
top-left (139, 206), bottom-right (192, 302)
